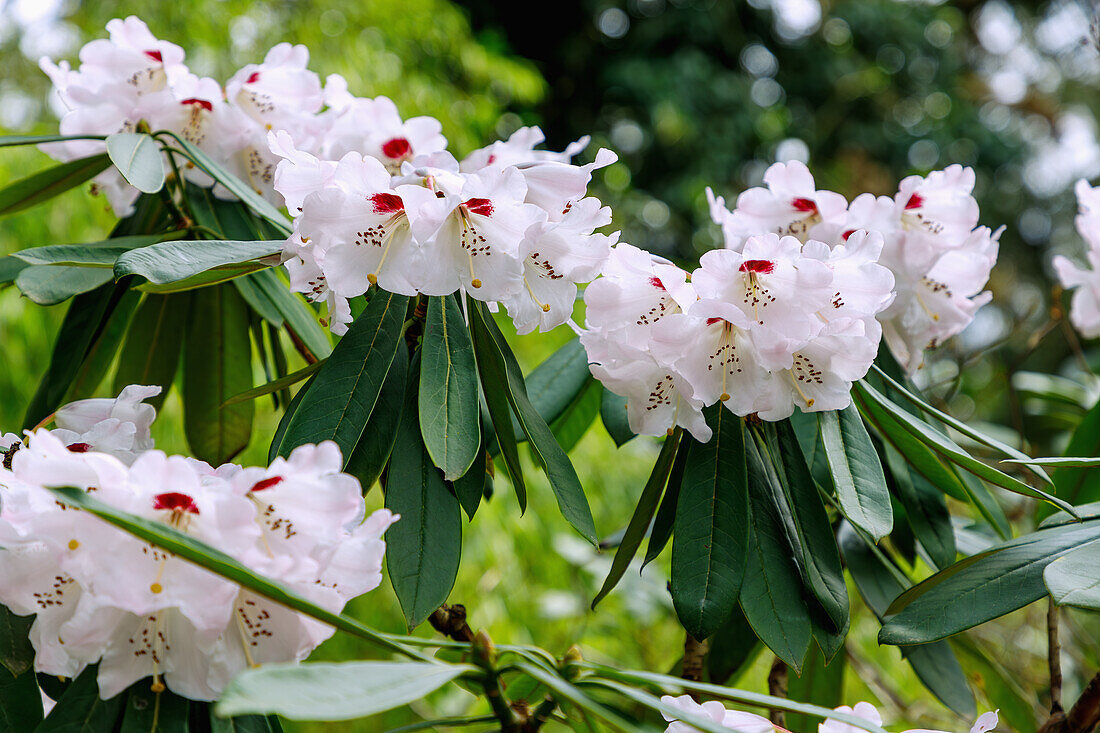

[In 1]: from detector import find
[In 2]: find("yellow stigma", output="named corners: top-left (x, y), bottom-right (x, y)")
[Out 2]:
top-left (541, 303), bottom-right (551, 312)
top-left (720, 392), bottom-right (731, 402)
top-left (67, 539), bottom-right (79, 550)
top-left (471, 278), bottom-right (483, 289)
top-left (150, 582), bottom-right (163, 594)
top-left (150, 681), bottom-right (165, 693)
top-left (367, 273), bottom-right (378, 285)
top-left (265, 123), bottom-right (272, 131)
top-left (666, 427), bottom-right (674, 437)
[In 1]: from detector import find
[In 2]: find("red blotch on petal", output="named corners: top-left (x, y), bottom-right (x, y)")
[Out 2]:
top-left (905, 193), bottom-right (924, 210)
top-left (706, 317), bottom-right (724, 326)
top-left (842, 229), bottom-right (856, 241)
top-left (153, 492), bottom-right (200, 514)
top-left (463, 198), bottom-right (494, 217)
top-left (648, 276), bottom-right (666, 291)
top-left (370, 192), bottom-right (405, 214)
top-left (250, 476), bottom-right (284, 493)
top-left (246, 71), bottom-right (261, 84)
top-left (791, 197), bottom-right (818, 213)
top-left (739, 259), bottom-right (776, 274)
top-left (181, 98), bottom-right (213, 112)
top-left (145, 50), bottom-right (163, 63)
top-left (381, 137), bottom-right (412, 159)
top-left (66, 443), bottom-right (91, 453)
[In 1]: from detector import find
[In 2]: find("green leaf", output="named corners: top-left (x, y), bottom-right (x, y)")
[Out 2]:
top-left (244, 269), bottom-right (330, 360)
top-left (386, 352), bottom-right (462, 629)
top-left (210, 710), bottom-right (284, 733)
top-left (0, 667), bottom-right (43, 730)
top-left (345, 346), bottom-right (409, 492)
top-left (855, 381), bottom-right (1075, 515)
top-left (215, 661), bottom-right (472, 721)
top-left (268, 374), bottom-right (315, 464)
top-left (1011, 457), bottom-right (1100, 467)
top-left (953, 639), bottom-right (1040, 732)
top-left (182, 286), bottom-right (254, 464)
top-left (234, 273), bottom-right (284, 326)
top-left (161, 133), bottom-right (292, 235)
top-left (0, 606), bottom-right (34, 677)
top-left (223, 361), bottom-right (323, 407)
top-left (0, 154), bottom-right (111, 217)
top-left (61, 288), bottom-right (142, 403)
top-left (740, 439), bottom-right (813, 672)
top-left (274, 290), bottom-right (408, 462)
top-left (420, 297), bottom-right (481, 480)
top-left (12, 234), bottom-right (167, 267)
top-left (706, 605), bottom-right (760, 685)
top-left (1044, 541), bottom-right (1100, 609)
top-left (883, 444), bottom-right (957, 570)
top-left (593, 430), bottom-right (681, 608)
top-left (837, 523), bottom-right (975, 716)
top-left (880, 518), bottom-right (1100, 645)
top-left (35, 665), bottom-right (125, 732)
top-left (1046, 397), bottom-right (1100, 519)
top-left (451, 440), bottom-right (488, 519)
top-left (113, 294), bottom-right (191, 411)
top-left (786, 644), bottom-right (845, 732)
top-left (819, 407), bottom-right (893, 540)
top-left (512, 337), bottom-right (592, 437)
top-left (115, 240), bottom-right (282, 285)
top-left (468, 299), bottom-right (596, 542)
top-left (15, 266), bottom-right (114, 305)
top-left (0, 256), bottom-right (28, 284)
top-left (671, 407), bottom-right (749, 640)
top-left (643, 437), bottom-right (688, 569)
top-left (118, 682), bottom-right (189, 732)
top-left (549, 379), bottom-right (601, 453)
top-left (600, 389), bottom-right (635, 446)
top-left (0, 134), bottom-right (105, 148)
top-left (106, 133), bottom-right (165, 194)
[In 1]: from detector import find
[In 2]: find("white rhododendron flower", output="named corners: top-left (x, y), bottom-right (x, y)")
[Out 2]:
top-left (660, 694), bottom-right (774, 733)
top-left (819, 702), bottom-right (998, 733)
top-left (1054, 179), bottom-right (1100, 338)
top-left (0, 388), bottom-right (398, 702)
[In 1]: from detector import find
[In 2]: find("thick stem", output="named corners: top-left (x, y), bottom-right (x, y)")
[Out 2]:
top-left (1050, 599), bottom-right (1064, 715)
top-left (767, 657), bottom-right (788, 728)
top-left (682, 633), bottom-right (709, 686)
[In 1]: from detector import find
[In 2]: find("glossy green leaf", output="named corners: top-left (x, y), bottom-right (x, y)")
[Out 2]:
top-left (387, 353), bottom-right (463, 629)
top-left (62, 288), bottom-right (142, 403)
top-left (244, 268), bottom-right (330, 360)
top-left (468, 300), bottom-right (596, 542)
top-left (15, 266), bottom-right (114, 305)
top-left (345, 346), bottom-right (409, 492)
top-left (1011, 457), bottom-right (1100, 467)
top-left (594, 430), bottom-right (681, 608)
top-left (1049, 397), bottom-right (1100, 516)
top-left (880, 519), bottom-right (1100, 645)
top-left (182, 286), bottom-right (254, 464)
top-left (0, 154), bottom-right (111, 217)
top-left (600, 389), bottom-right (635, 446)
top-left (820, 407), bottom-right (893, 540)
top-left (671, 407), bottom-right (749, 640)
top-left (0, 607), bottom-right (34, 678)
top-left (549, 379), bottom-right (601, 453)
top-left (643, 437), bottom-right (688, 569)
top-left (0, 134), bottom-right (105, 147)
top-left (106, 133), bottom-right (165, 194)
top-left (12, 233), bottom-right (167, 267)
top-left (275, 290), bottom-right (408, 461)
top-left (883, 444), bottom-right (957, 570)
top-left (223, 361), bottom-right (323, 407)
top-left (0, 667), bottom-right (43, 730)
top-left (0, 256), bottom-right (28, 284)
top-left (420, 297), bottom-right (481, 480)
top-left (114, 239), bottom-right (282, 285)
top-left (113, 293), bottom-right (191, 411)
top-left (706, 605), bottom-right (760, 685)
top-left (234, 273), bottom-right (284, 326)
top-left (216, 661), bottom-right (472, 721)
top-left (1044, 541), bottom-right (1100, 609)
top-left (452, 440), bottom-right (488, 519)
top-left (512, 337), bottom-right (592, 437)
top-left (35, 666), bottom-right (125, 732)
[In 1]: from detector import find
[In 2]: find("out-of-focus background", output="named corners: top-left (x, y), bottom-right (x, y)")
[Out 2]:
top-left (1, 0), bottom-right (1099, 730)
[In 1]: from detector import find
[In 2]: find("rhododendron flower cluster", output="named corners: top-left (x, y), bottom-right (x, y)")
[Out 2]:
top-left (581, 229), bottom-right (894, 439)
top-left (708, 161), bottom-right (1000, 373)
top-left (39, 17), bottom-right (446, 215)
top-left (273, 125), bottom-right (618, 335)
top-left (1053, 179), bottom-right (1100, 338)
top-left (0, 387), bottom-right (396, 701)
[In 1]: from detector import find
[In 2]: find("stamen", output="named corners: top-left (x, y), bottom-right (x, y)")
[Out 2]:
top-left (523, 277), bottom-right (551, 312)
top-left (67, 539), bottom-right (79, 550)
top-left (915, 292), bottom-right (940, 322)
top-left (235, 609), bottom-right (259, 669)
top-left (787, 372), bottom-right (815, 408)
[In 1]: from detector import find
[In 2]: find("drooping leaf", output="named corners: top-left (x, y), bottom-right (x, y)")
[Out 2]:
top-left (643, 437), bottom-right (689, 569)
top-left (512, 337), bottom-right (592, 438)
top-left (594, 430), bottom-right (681, 608)
top-left (114, 239), bottom-right (282, 285)
top-left (671, 407), bottom-right (749, 640)
top-left (245, 268), bottom-right (330, 360)
top-left (0, 154), bottom-right (111, 217)
top-left (0, 667), bottom-right (43, 731)
top-left (452, 440), bottom-right (488, 520)
top-left (1043, 541), bottom-right (1100, 610)
top-left (118, 682), bottom-right (189, 732)
top-left (786, 645), bottom-right (845, 733)
top-left (234, 273), bottom-right (285, 326)
top-left (0, 134), bottom-right (105, 148)
top-left (106, 132), bottom-right (165, 194)
top-left (880, 518), bottom-right (1100, 645)
top-left (883, 445), bottom-right (957, 570)
top-left (386, 353), bottom-right (463, 630)
top-left (0, 607), bottom-right (34, 678)
top-left (11, 234), bottom-right (168, 267)
top-left (706, 605), bottom-right (760, 685)
top-left (274, 290), bottom-right (408, 461)
top-left (223, 361), bottom-right (324, 407)
top-left (35, 665), bottom-right (125, 732)
top-left (15, 266), bottom-right (114, 305)
top-left (113, 293), bottom-right (191, 410)
top-left (344, 346), bottom-right (409, 492)
top-left (420, 296), bottom-right (481, 480)
top-left (819, 407), bottom-right (893, 541)
top-left (182, 285), bottom-right (254, 464)
top-left (600, 389), bottom-right (635, 446)
top-left (62, 288), bottom-right (142, 403)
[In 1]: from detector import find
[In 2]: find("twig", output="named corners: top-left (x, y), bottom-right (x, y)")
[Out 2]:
top-left (1050, 599), bottom-right (1064, 715)
top-left (767, 657), bottom-right (788, 728)
top-left (682, 633), bottom-right (709, 687)
top-left (1040, 668), bottom-right (1100, 733)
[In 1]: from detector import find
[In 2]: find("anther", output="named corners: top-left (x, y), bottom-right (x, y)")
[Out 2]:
top-left (720, 392), bottom-right (731, 402)
top-left (150, 681), bottom-right (165, 693)
top-left (367, 273), bottom-right (378, 285)
top-left (471, 278), bottom-right (483, 289)
top-left (67, 539), bottom-right (79, 550)
top-left (150, 583), bottom-right (163, 594)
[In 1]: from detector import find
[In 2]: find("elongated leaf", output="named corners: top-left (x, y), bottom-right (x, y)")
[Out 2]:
top-left (420, 297), bottom-right (480, 480)
top-left (45, 486), bottom-right (423, 660)
top-left (510, 663), bottom-right (637, 733)
top-left (594, 430), bottom-right (681, 608)
top-left (739, 439), bottom-right (813, 672)
top-left (588, 679), bottom-right (761, 733)
top-left (115, 239), bottom-right (282, 285)
top-left (884, 445), bottom-right (956, 570)
top-left (61, 288), bottom-right (142, 404)
top-left (1010, 457), bottom-right (1100, 467)
top-left (387, 353), bottom-right (462, 629)
top-left (136, 261), bottom-right (268, 294)
top-left (468, 300), bottom-right (596, 542)
top-left (268, 374), bottom-right (316, 464)
top-left (706, 605), bottom-right (760, 685)
top-left (1048, 398), bottom-right (1100, 517)
top-left (452, 440), bottom-right (487, 519)
top-left (182, 286), bottom-right (254, 464)
top-left (345, 346), bottom-right (408, 492)
top-left (837, 523), bottom-right (975, 716)
top-left (1044, 541), bottom-right (1100, 609)
top-left (275, 290), bottom-right (408, 461)
top-left (35, 665), bottom-right (124, 732)
top-left (600, 389), bottom-right (635, 446)
top-left (113, 293), bottom-right (190, 410)
top-left (234, 273), bottom-right (284, 326)
top-left (549, 379), bottom-right (601, 453)
top-left (0, 133), bottom-right (105, 147)
top-left (162, 133), bottom-right (291, 234)
top-left (469, 318), bottom-right (526, 509)
top-left (0, 607), bottom-right (34, 677)
top-left (671, 407), bottom-right (749, 640)
top-left (512, 337), bottom-right (592, 437)
top-left (880, 518), bottom-right (1100, 645)
top-left (223, 361), bottom-right (323, 407)
top-left (643, 437), bottom-right (688, 569)
top-left (0, 667), bottom-right (43, 730)
top-left (0, 256), bottom-right (28, 284)
top-left (787, 645), bottom-right (845, 732)
top-left (118, 682), bottom-right (189, 732)
top-left (0, 154), bottom-right (111, 217)
top-left (953, 640), bottom-right (1040, 732)
top-left (12, 233), bottom-right (166, 267)
top-left (855, 382), bottom-right (1074, 515)
top-left (15, 265), bottom-right (114, 305)
top-left (216, 661), bottom-right (472, 721)
top-left (245, 268), bottom-right (330, 360)
top-left (106, 133), bottom-right (165, 194)
top-left (820, 407), bottom-right (892, 540)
